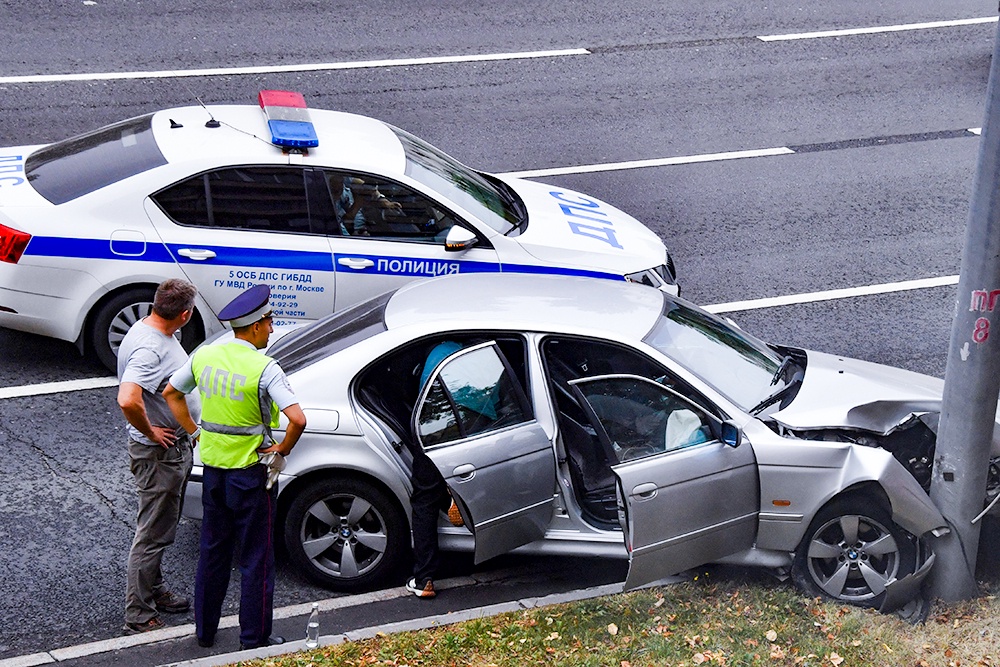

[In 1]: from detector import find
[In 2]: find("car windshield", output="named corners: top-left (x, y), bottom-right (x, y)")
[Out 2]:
top-left (24, 114), bottom-right (167, 205)
top-left (269, 292), bottom-right (392, 374)
top-left (643, 301), bottom-right (783, 412)
top-left (390, 126), bottom-right (523, 234)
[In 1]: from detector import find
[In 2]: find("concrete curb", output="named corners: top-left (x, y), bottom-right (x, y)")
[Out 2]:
top-left (162, 581), bottom-right (628, 667)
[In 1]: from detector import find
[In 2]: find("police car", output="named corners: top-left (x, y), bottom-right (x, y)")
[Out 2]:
top-left (0, 90), bottom-right (678, 370)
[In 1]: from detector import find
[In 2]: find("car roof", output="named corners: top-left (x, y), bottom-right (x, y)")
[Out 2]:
top-left (150, 104), bottom-right (407, 176)
top-left (382, 273), bottom-right (666, 338)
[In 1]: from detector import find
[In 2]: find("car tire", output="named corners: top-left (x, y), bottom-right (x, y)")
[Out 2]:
top-left (791, 497), bottom-right (916, 608)
top-left (284, 476), bottom-right (409, 592)
top-left (89, 287), bottom-right (203, 371)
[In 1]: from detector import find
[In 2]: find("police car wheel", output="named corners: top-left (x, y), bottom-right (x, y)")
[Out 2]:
top-left (284, 476), bottom-right (409, 592)
top-left (89, 287), bottom-right (203, 372)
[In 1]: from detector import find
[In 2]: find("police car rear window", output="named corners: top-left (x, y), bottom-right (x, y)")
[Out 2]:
top-left (269, 292), bottom-right (391, 374)
top-left (25, 114), bottom-right (166, 205)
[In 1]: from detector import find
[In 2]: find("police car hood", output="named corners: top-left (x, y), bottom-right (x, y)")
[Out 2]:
top-left (500, 176), bottom-right (667, 272)
top-left (0, 145), bottom-right (49, 208)
top-left (770, 350), bottom-right (946, 435)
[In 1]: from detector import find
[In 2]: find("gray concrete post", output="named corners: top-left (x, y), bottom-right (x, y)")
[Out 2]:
top-left (926, 22), bottom-right (1000, 601)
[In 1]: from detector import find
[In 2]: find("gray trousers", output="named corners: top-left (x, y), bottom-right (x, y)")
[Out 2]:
top-left (125, 438), bottom-right (193, 623)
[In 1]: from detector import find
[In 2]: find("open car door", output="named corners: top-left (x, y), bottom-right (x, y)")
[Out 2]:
top-left (570, 375), bottom-right (759, 590)
top-left (413, 341), bottom-right (556, 563)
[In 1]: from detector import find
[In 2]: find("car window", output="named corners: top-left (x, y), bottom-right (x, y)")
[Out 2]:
top-left (389, 126), bottom-right (522, 235)
top-left (319, 169), bottom-right (462, 244)
top-left (25, 114), bottom-right (167, 205)
top-left (153, 166), bottom-right (314, 233)
top-left (571, 376), bottom-right (714, 463)
top-left (417, 343), bottom-right (531, 447)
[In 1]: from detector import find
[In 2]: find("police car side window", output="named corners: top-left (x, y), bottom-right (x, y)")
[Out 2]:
top-left (153, 167), bottom-right (314, 234)
top-left (323, 169), bottom-right (458, 244)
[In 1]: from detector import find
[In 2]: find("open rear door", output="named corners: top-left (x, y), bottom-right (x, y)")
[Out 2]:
top-left (414, 341), bottom-right (556, 563)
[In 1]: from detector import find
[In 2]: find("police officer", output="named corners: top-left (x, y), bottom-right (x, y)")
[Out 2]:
top-left (164, 284), bottom-right (306, 651)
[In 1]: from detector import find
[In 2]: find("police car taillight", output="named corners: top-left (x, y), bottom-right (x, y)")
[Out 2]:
top-left (0, 223), bottom-right (30, 264)
top-left (258, 90), bottom-right (319, 149)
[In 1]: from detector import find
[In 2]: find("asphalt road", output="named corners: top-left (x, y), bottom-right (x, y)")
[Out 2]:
top-left (0, 0), bottom-right (994, 661)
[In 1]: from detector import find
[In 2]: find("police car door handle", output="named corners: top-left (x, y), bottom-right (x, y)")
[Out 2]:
top-left (177, 248), bottom-right (217, 261)
top-left (337, 257), bottom-right (374, 270)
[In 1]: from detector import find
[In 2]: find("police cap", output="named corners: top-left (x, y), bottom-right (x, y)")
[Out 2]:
top-left (218, 284), bottom-right (272, 328)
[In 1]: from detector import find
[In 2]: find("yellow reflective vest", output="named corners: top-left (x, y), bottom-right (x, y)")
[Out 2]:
top-left (192, 342), bottom-right (280, 469)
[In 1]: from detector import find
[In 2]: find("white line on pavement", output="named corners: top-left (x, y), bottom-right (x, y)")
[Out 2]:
top-left (758, 16), bottom-right (998, 41)
top-left (499, 147), bottom-right (795, 179)
top-left (0, 376), bottom-right (118, 399)
top-left (0, 49), bottom-right (591, 84)
top-left (704, 275), bottom-right (959, 314)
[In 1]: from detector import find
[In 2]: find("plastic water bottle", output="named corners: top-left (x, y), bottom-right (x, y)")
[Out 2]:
top-left (305, 602), bottom-right (320, 648)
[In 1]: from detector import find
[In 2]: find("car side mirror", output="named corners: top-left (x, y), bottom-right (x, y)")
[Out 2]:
top-left (445, 226), bottom-right (478, 252)
top-left (720, 420), bottom-right (742, 448)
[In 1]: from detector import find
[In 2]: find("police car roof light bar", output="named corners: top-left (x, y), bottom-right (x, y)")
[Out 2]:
top-left (258, 90), bottom-right (320, 149)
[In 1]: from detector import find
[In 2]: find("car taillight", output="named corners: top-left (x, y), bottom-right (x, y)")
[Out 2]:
top-left (0, 223), bottom-right (31, 264)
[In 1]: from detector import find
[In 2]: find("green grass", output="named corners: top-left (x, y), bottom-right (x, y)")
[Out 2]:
top-left (225, 569), bottom-right (1000, 667)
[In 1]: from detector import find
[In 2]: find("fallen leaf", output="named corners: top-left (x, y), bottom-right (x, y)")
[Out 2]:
top-left (693, 653), bottom-right (707, 664)
top-left (608, 623), bottom-right (619, 636)
top-left (766, 630), bottom-right (778, 642)
top-left (829, 653), bottom-right (844, 666)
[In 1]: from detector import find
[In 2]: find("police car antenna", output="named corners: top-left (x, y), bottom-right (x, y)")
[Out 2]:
top-left (180, 81), bottom-right (220, 128)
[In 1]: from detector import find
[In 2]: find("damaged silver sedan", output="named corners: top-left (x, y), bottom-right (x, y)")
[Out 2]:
top-left (184, 273), bottom-right (969, 610)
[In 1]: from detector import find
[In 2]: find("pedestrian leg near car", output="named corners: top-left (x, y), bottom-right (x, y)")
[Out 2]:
top-left (164, 284), bottom-right (306, 650)
top-left (116, 279), bottom-right (199, 634)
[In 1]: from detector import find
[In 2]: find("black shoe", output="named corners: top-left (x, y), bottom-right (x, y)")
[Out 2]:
top-left (197, 636), bottom-right (214, 648)
top-left (241, 635), bottom-right (285, 650)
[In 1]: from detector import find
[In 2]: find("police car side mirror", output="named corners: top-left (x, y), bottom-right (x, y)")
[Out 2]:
top-left (445, 226), bottom-right (478, 252)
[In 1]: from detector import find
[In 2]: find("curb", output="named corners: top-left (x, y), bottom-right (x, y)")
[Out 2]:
top-left (162, 582), bottom-right (628, 667)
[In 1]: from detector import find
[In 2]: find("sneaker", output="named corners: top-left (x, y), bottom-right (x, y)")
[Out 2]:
top-left (154, 591), bottom-right (191, 613)
top-left (406, 577), bottom-right (436, 598)
top-left (123, 617), bottom-right (165, 634)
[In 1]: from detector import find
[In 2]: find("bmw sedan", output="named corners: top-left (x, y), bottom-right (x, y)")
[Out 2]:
top-left (183, 273), bottom-right (973, 611)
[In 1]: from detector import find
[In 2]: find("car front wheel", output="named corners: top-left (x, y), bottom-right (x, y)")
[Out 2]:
top-left (284, 477), bottom-right (409, 592)
top-left (791, 498), bottom-right (916, 608)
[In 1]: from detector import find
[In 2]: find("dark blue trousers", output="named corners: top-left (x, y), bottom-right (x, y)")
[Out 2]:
top-left (195, 464), bottom-right (276, 648)
top-left (410, 452), bottom-right (449, 585)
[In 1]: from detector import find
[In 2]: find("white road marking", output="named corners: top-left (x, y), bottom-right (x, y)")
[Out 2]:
top-left (0, 275), bottom-right (960, 400)
top-left (0, 49), bottom-right (591, 84)
top-left (704, 275), bottom-right (959, 314)
top-left (758, 16), bottom-right (998, 42)
top-left (499, 147), bottom-right (795, 179)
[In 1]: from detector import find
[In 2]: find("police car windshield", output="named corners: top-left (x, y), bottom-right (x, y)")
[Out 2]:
top-left (269, 291), bottom-right (391, 375)
top-left (25, 114), bottom-right (167, 205)
top-left (391, 127), bottom-right (523, 234)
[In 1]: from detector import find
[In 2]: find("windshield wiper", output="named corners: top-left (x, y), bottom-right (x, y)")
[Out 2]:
top-left (750, 376), bottom-right (802, 415)
top-left (770, 355), bottom-right (795, 386)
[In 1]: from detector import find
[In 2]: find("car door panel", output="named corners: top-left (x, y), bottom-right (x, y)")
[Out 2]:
top-left (569, 374), bottom-right (759, 590)
top-left (414, 341), bottom-right (555, 564)
top-left (614, 442), bottom-right (758, 589)
top-left (424, 422), bottom-right (556, 562)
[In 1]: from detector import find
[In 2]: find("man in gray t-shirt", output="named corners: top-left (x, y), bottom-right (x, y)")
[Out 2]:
top-left (116, 279), bottom-right (200, 634)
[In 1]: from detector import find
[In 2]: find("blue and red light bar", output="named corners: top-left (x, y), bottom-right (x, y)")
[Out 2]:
top-left (258, 90), bottom-right (319, 149)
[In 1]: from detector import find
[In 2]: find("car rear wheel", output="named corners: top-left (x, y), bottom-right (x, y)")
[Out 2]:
top-left (791, 497), bottom-right (916, 607)
top-left (284, 477), bottom-right (409, 592)
top-left (89, 287), bottom-right (202, 371)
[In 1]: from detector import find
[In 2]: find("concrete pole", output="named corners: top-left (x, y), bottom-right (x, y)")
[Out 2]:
top-left (926, 22), bottom-right (1000, 601)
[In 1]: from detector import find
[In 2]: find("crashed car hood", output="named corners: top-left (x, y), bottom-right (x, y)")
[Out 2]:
top-left (770, 350), bottom-right (945, 435)
top-left (499, 176), bottom-right (668, 272)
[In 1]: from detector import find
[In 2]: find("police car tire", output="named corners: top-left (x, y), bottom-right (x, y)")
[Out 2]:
top-left (284, 476), bottom-right (409, 592)
top-left (89, 287), bottom-right (204, 372)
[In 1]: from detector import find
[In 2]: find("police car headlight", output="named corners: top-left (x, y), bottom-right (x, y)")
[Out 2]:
top-left (625, 258), bottom-right (677, 288)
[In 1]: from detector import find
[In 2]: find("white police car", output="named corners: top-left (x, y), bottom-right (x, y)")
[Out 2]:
top-left (0, 90), bottom-right (678, 370)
